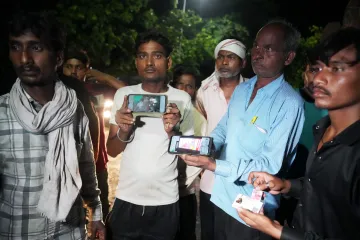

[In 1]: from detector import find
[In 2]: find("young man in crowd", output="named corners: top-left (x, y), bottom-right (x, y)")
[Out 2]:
top-left (172, 64), bottom-right (207, 240)
top-left (106, 31), bottom-right (194, 240)
top-left (62, 50), bottom-right (123, 220)
top-left (195, 38), bottom-right (247, 240)
top-left (0, 12), bottom-right (105, 239)
top-left (182, 20), bottom-right (305, 240)
top-left (238, 27), bottom-right (360, 240)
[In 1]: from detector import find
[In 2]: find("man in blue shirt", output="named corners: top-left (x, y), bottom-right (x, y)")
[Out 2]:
top-left (182, 19), bottom-right (305, 240)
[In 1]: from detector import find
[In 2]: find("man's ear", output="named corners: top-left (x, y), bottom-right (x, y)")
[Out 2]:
top-left (56, 51), bottom-right (64, 69)
top-left (284, 51), bottom-right (296, 66)
top-left (167, 56), bottom-right (172, 70)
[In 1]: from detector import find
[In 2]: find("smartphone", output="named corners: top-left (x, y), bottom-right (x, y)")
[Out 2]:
top-left (128, 94), bottom-right (167, 113)
top-left (168, 136), bottom-right (213, 156)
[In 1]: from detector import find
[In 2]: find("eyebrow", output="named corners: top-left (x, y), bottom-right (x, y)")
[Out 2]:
top-left (137, 51), bottom-right (165, 55)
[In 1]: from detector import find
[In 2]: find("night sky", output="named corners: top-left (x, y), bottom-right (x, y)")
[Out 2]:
top-left (0, 0), bottom-right (351, 94)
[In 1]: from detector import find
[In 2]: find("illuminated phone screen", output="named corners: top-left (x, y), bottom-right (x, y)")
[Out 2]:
top-left (178, 138), bottom-right (202, 151)
top-left (128, 94), bottom-right (166, 113)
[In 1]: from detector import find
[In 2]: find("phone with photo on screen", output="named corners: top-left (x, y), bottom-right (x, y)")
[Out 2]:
top-left (127, 94), bottom-right (167, 116)
top-left (168, 136), bottom-right (213, 156)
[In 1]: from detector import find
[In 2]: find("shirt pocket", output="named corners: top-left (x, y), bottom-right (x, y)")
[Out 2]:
top-left (238, 121), bottom-right (268, 154)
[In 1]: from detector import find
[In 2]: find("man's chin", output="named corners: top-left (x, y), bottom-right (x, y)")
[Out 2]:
top-left (142, 76), bottom-right (166, 83)
top-left (19, 76), bottom-right (48, 87)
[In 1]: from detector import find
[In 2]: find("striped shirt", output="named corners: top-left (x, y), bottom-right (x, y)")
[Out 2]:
top-left (0, 92), bottom-right (102, 240)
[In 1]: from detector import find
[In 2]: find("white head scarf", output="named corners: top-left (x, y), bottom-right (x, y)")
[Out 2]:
top-left (214, 39), bottom-right (246, 59)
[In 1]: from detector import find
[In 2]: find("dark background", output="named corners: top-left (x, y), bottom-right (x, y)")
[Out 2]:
top-left (0, 0), bottom-right (349, 95)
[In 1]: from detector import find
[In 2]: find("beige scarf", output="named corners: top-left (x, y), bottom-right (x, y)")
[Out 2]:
top-left (9, 79), bottom-right (82, 221)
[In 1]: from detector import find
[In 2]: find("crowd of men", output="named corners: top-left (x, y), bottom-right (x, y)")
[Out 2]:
top-left (0, 10), bottom-right (359, 240)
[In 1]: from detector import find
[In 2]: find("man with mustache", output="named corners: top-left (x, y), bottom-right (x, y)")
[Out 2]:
top-left (182, 19), bottom-right (305, 240)
top-left (238, 27), bottom-right (360, 240)
top-left (0, 12), bottom-right (105, 239)
top-left (106, 31), bottom-right (194, 240)
top-left (195, 38), bottom-right (247, 240)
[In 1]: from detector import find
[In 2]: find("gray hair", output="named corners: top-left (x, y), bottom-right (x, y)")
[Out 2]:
top-left (263, 19), bottom-right (301, 52)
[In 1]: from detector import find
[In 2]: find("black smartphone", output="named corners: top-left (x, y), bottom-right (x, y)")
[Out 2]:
top-left (168, 136), bottom-right (213, 156)
top-left (128, 94), bottom-right (167, 113)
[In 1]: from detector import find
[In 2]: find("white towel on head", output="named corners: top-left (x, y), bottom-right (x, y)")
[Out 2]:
top-left (214, 39), bottom-right (246, 59)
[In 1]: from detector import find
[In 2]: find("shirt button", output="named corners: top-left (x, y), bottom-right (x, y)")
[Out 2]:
top-left (308, 178), bottom-right (311, 182)
top-left (315, 126), bottom-right (320, 129)
top-left (330, 141), bottom-right (333, 143)
top-left (314, 151), bottom-right (316, 154)
top-left (319, 156), bottom-right (322, 160)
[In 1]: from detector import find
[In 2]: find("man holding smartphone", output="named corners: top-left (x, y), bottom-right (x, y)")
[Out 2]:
top-left (182, 20), bottom-right (305, 240)
top-left (106, 31), bottom-right (194, 240)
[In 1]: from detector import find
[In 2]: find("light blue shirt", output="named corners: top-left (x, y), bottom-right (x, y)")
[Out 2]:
top-left (210, 75), bottom-right (305, 224)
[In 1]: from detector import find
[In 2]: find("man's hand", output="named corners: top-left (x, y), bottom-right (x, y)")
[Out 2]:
top-left (237, 208), bottom-right (282, 239)
top-left (115, 96), bottom-right (134, 135)
top-left (91, 220), bottom-right (106, 240)
top-left (162, 103), bottom-right (181, 134)
top-left (181, 154), bottom-right (216, 172)
top-left (248, 171), bottom-right (290, 195)
top-left (85, 69), bottom-right (111, 84)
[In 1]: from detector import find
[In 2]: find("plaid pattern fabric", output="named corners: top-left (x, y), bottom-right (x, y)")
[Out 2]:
top-left (0, 93), bottom-right (102, 240)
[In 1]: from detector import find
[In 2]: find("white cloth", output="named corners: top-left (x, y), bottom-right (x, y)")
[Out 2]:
top-left (214, 39), bottom-right (246, 59)
top-left (196, 73), bottom-right (246, 194)
top-left (110, 84), bottom-right (194, 205)
top-left (9, 79), bottom-right (81, 221)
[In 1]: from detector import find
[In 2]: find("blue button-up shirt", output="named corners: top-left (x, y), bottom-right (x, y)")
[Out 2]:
top-left (210, 75), bottom-right (305, 223)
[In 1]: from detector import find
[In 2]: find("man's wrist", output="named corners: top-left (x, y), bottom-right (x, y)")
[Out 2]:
top-left (281, 179), bottom-right (292, 194)
top-left (270, 223), bottom-right (283, 239)
top-left (206, 157), bottom-right (216, 171)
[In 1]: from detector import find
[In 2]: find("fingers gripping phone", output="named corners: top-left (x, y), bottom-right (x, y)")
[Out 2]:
top-left (127, 94), bottom-right (167, 117)
top-left (168, 136), bottom-right (213, 156)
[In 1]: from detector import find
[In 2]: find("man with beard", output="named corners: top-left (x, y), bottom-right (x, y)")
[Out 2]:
top-left (195, 39), bottom-right (247, 240)
top-left (0, 12), bottom-right (105, 239)
top-left (106, 31), bottom-right (194, 240)
top-left (182, 19), bottom-right (305, 240)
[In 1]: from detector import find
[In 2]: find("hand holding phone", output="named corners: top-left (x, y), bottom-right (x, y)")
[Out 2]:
top-left (115, 95), bottom-right (134, 134)
top-left (163, 103), bottom-right (181, 133)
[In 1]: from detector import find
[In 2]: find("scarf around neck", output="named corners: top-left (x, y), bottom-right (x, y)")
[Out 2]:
top-left (9, 78), bottom-right (82, 221)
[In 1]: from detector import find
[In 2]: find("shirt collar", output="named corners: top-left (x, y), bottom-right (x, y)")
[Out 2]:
top-left (314, 116), bottom-right (360, 146)
top-left (249, 74), bottom-right (285, 97)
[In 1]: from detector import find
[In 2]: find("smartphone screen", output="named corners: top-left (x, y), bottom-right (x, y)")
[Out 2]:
top-left (128, 94), bottom-right (166, 113)
top-left (168, 136), bottom-right (212, 156)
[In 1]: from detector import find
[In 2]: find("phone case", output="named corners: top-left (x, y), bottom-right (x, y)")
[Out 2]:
top-left (168, 136), bottom-right (213, 156)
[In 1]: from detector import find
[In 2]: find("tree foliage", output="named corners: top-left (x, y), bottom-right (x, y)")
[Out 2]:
top-left (285, 25), bottom-right (323, 88)
top-left (54, 0), bottom-right (157, 75)
top-left (54, 0), bottom-right (249, 77)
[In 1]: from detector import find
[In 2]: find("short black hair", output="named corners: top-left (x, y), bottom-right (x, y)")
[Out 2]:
top-left (64, 49), bottom-right (90, 66)
top-left (309, 27), bottom-right (360, 65)
top-left (263, 19), bottom-right (301, 52)
top-left (172, 64), bottom-right (200, 88)
top-left (8, 11), bottom-right (66, 53)
top-left (135, 30), bottom-right (173, 57)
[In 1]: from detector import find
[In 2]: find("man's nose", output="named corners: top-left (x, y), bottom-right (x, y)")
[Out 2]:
top-left (20, 50), bottom-right (33, 65)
